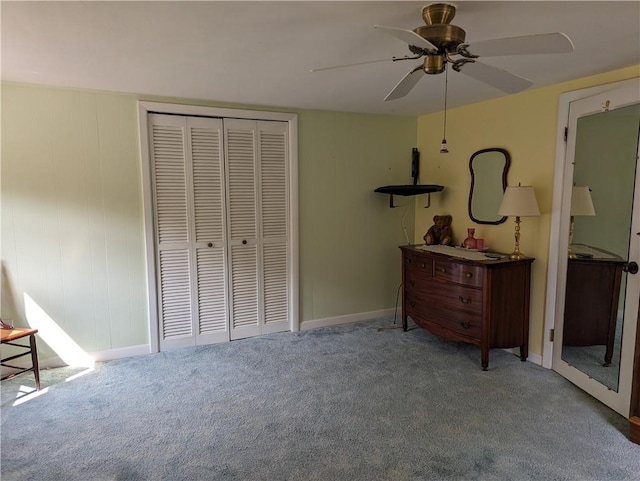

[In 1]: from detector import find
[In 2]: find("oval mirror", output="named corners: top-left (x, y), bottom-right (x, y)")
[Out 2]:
top-left (469, 148), bottom-right (510, 224)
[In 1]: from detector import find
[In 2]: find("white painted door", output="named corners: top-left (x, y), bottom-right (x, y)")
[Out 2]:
top-left (149, 114), bottom-right (228, 350)
top-left (149, 114), bottom-right (290, 348)
top-left (551, 82), bottom-right (640, 416)
top-left (224, 119), bottom-right (289, 340)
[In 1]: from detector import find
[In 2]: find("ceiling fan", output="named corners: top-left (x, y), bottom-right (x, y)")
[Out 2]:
top-left (312, 3), bottom-right (574, 101)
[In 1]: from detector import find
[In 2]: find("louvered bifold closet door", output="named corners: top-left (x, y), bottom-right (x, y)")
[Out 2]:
top-left (150, 114), bottom-right (227, 350)
top-left (225, 119), bottom-right (260, 339)
top-left (224, 119), bottom-right (290, 340)
top-left (258, 121), bottom-right (289, 334)
top-left (189, 117), bottom-right (228, 345)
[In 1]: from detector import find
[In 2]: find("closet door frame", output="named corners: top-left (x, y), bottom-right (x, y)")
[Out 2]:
top-left (138, 101), bottom-right (299, 353)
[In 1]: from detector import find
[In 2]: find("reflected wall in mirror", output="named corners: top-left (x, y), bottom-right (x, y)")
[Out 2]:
top-left (561, 103), bottom-right (640, 392)
top-left (469, 148), bottom-right (510, 224)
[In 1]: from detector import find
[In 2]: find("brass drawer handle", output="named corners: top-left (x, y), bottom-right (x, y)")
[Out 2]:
top-left (465, 272), bottom-right (473, 278)
top-left (459, 296), bottom-right (471, 304)
top-left (460, 322), bottom-right (471, 329)
top-left (440, 267), bottom-right (447, 273)
top-left (421, 263), bottom-right (426, 268)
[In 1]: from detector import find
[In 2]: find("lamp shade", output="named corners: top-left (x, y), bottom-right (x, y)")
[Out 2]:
top-left (497, 185), bottom-right (541, 217)
top-left (571, 186), bottom-right (596, 216)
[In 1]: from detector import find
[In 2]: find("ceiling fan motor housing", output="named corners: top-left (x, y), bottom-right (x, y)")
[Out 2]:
top-left (415, 3), bottom-right (466, 51)
top-left (421, 3), bottom-right (457, 25)
top-left (414, 24), bottom-right (466, 51)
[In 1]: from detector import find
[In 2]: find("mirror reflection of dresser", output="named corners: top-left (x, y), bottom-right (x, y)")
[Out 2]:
top-left (562, 245), bottom-right (625, 389)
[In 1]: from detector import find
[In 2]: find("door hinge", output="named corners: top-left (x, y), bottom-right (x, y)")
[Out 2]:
top-left (550, 328), bottom-right (555, 342)
top-left (564, 127), bottom-right (568, 142)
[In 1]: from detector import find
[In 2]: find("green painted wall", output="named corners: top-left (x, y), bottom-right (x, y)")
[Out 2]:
top-left (1, 82), bottom-right (416, 359)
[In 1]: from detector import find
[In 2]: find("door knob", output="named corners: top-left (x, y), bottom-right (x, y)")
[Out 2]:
top-left (623, 261), bottom-right (639, 274)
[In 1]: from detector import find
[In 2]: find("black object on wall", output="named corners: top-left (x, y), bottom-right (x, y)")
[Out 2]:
top-left (411, 147), bottom-right (420, 185)
top-left (375, 147), bottom-right (444, 208)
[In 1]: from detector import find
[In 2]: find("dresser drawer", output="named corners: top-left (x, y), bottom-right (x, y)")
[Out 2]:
top-left (405, 289), bottom-right (481, 338)
top-left (426, 308), bottom-right (482, 339)
top-left (404, 251), bottom-right (433, 281)
top-left (434, 260), bottom-right (483, 288)
top-left (425, 284), bottom-right (483, 315)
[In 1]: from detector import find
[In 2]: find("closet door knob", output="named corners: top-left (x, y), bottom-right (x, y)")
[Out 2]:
top-left (207, 243), bottom-right (213, 248)
top-left (242, 240), bottom-right (247, 245)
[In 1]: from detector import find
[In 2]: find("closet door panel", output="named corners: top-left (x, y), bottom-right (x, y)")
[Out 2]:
top-left (188, 117), bottom-right (228, 343)
top-left (225, 119), bottom-right (261, 339)
top-left (150, 114), bottom-right (195, 349)
top-left (258, 121), bottom-right (289, 333)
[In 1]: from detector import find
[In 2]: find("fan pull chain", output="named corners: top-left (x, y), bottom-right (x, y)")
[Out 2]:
top-left (440, 65), bottom-right (449, 154)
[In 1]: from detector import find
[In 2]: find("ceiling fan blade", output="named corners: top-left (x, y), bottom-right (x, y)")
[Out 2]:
top-left (384, 65), bottom-right (425, 101)
top-left (468, 32), bottom-right (574, 57)
top-left (374, 25), bottom-right (436, 50)
top-left (457, 61), bottom-right (533, 94)
top-left (310, 58), bottom-right (392, 73)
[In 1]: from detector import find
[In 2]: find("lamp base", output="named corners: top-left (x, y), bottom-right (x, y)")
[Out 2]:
top-left (508, 251), bottom-right (527, 260)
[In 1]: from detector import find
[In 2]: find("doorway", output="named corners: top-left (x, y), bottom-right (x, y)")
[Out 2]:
top-left (545, 78), bottom-right (640, 417)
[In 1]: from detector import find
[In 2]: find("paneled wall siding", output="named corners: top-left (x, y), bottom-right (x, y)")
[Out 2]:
top-left (1, 86), bottom-right (148, 359)
top-left (1, 82), bottom-right (417, 361)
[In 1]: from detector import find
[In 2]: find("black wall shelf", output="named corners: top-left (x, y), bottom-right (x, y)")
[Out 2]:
top-left (375, 184), bottom-right (444, 208)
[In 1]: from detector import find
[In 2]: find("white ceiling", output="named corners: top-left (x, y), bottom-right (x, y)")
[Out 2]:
top-left (2, 1), bottom-right (639, 116)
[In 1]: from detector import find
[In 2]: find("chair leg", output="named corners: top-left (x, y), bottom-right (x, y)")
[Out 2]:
top-left (29, 334), bottom-right (40, 390)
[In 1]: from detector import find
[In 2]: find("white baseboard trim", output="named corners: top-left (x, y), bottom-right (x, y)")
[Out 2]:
top-left (504, 347), bottom-right (543, 366)
top-left (91, 344), bottom-right (151, 362)
top-left (300, 308), bottom-right (397, 331)
top-left (37, 344), bottom-right (152, 370)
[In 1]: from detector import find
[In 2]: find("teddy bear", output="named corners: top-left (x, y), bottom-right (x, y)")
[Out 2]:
top-left (424, 215), bottom-right (453, 246)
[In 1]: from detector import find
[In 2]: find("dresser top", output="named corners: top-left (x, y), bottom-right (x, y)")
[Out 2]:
top-left (400, 244), bottom-right (534, 266)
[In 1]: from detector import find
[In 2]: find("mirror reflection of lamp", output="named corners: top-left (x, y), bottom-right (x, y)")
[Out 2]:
top-left (497, 184), bottom-right (541, 260)
top-left (568, 186), bottom-right (596, 258)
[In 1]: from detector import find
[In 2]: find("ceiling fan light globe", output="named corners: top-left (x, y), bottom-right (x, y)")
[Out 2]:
top-left (424, 55), bottom-right (445, 74)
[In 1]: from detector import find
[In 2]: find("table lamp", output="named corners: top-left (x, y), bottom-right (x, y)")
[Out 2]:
top-left (568, 186), bottom-right (596, 258)
top-left (497, 184), bottom-right (541, 260)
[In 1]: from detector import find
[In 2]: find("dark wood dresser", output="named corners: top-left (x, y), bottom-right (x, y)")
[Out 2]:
top-left (562, 248), bottom-right (624, 366)
top-left (400, 245), bottom-right (534, 370)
